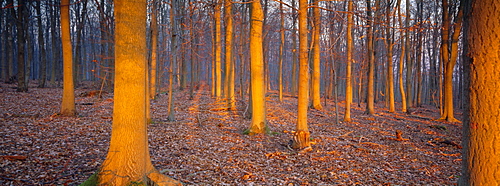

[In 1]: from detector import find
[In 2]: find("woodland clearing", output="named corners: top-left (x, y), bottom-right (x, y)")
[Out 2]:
top-left (0, 83), bottom-right (462, 185)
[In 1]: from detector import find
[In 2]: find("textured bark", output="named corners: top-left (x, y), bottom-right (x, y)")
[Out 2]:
top-left (98, 1), bottom-right (180, 185)
top-left (461, 0), bottom-right (500, 184)
top-left (344, 1), bottom-right (353, 122)
top-left (247, 0), bottom-right (267, 135)
top-left (60, 0), bottom-right (76, 116)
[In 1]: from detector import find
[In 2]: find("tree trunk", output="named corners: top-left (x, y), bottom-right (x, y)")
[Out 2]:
top-left (37, 0), bottom-right (47, 88)
top-left (15, 0), bottom-right (27, 92)
top-left (293, 0), bottom-right (311, 150)
top-left (310, 0), bottom-right (322, 110)
top-left (404, 0), bottom-right (412, 112)
top-left (461, 0), bottom-right (500, 184)
top-left (278, 1), bottom-right (285, 102)
top-left (365, 0), bottom-right (375, 115)
top-left (247, 0), bottom-right (267, 135)
top-left (439, 0), bottom-right (462, 122)
top-left (60, 0), bottom-right (76, 116)
top-left (397, 0), bottom-right (407, 113)
top-left (150, 1), bottom-right (158, 100)
top-left (97, 1), bottom-right (180, 184)
top-left (291, 0), bottom-right (298, 96)
top-left (344, 0), bottom-right (353, 122)
top-left (224, 0), bottom-right (235, 109)
top-left (385, 0), bottom-right (395, 113)
top-left (214, 0), bottom-right (222, 98)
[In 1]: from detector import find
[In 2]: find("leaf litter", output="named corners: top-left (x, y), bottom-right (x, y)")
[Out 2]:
top-left (0, 83), bottom-right (462, 185)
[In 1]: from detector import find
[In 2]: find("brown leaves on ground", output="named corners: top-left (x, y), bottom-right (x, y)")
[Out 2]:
top-left (0, 83), bottom-right (462, 185)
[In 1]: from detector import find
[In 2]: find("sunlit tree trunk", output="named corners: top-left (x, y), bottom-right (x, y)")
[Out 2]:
top-left (97, 1), bottom-right (180, 185)
top-left (385, 0), bottom-right (395, 113)
top-left (278, 2), bottom-right (285, 102)
top-left (247, 0), bottom-right (267, 135)
top-left (439, 0), bottom-right (462, 122)
top-left (214, 0), bottom-right (222, 98)
top-left (461, 0), bottom-right (500, 184)
top-left (404, 0), bottom-right (412, 112)
top-left (292, 0), bottom-right (311, 150)
top-left (397, 0), bottom-right (406, 113)
top-left (224, 0), bottom-right (235, 109)
top-left (344, 0), bottom-right (353, 122)
top-left (365, 0), bottom-right (375, 115)
top-left (310, 0), bottom-right (322, 110)
top-left (150, 0), bottom-right (158, 100)
top-left (60, 0), bottom-right (76, 116)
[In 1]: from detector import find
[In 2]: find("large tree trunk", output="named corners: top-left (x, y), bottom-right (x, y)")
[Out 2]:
top-left (97, 1), bottom-right (180, 185)
top-left (60, 0), bottom-right (76, 116)
top-left (293, 0), bottom-right (311, 150)
top-left (461, 0), bottom-right (500, 184)
top-left (344, 0), bottom-right (353, 122)
top-left (247, 0), bottom-right (267, 135)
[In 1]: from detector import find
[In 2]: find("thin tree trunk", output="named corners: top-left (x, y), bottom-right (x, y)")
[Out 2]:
top-left (37, 0), bottom-right (47, 88)
top-left (60, 0), bottom-right (76, 116)
top-left (365, 0), bottom-right (375, 115)
top-left (311, 0), bottom-right (322, 110)
top-left (344, 0), bottom-right (354, 122)
top-left (224, 0), bottom-right (235, 109)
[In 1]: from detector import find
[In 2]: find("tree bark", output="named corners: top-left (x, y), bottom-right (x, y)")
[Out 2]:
top-left (344, 0), bottom-right (354, 122)
top-left (98, 0), bottom-right (180, 184)
top-left (461, 0), bottom-right (500, 184)
top-left (311, 0), bottom-right (322, 110)
top-left (247, 0), bottom-right (268, 135)
top-left (60, 0), bottom-right (76, 116)
top-left (224, 0), bottom-right (235, 109)
top-left (294, 0), bottom-right (311, 150)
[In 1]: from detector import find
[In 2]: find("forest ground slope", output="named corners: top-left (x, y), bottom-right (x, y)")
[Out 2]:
top-left (0, 83), bottom-right (462, 185)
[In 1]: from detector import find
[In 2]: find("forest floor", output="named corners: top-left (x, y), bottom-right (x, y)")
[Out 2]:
top-left (0, 82), bottom-right (463, 185)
